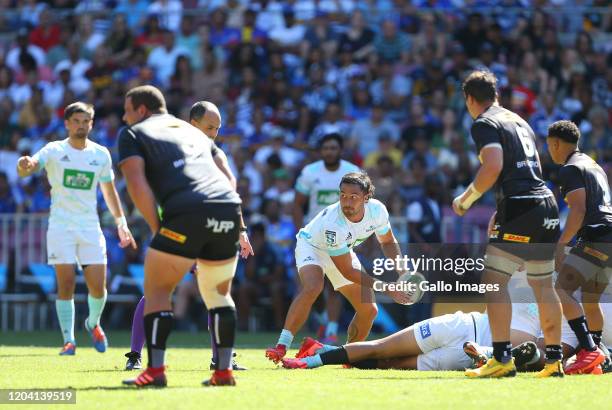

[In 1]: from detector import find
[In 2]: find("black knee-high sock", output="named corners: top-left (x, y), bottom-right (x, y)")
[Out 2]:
top-left (590, 330), bottom-right (603, 347)
top-left (209, 307), bottom-right (236, 370)
top-left (568, 316), bottom-right (596, 351)
top-left (320, 346), bottom-right (349, 365)
top-left (144, 311), bottom-right (174, 368)
top-left (351, 359), bottom-right (379, 369)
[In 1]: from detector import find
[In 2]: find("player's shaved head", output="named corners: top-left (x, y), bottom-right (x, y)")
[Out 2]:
top-left (190, 101), bottom-right (222, 140)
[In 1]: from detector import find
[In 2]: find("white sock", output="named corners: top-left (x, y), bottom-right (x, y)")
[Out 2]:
top-left (55, 299), bottom-right (75, 344)
top-left (87, 291), bottom-right (107, 329)
top-left (277, 329), bottom-right (294, 348)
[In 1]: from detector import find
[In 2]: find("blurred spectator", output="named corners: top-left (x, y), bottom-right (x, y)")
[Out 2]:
top-left (146, 29), bottom-right (188, 88)
top-left (337, 10), bottom-right (374, 62)
top-left (0, 171), bottom-right (22, 213)
top-left (530, 92), bottom-right (569, 139)
top-left (148, 0), bottom-right (183, 32)
top-left (374, 19), bottom-right (411, 63)
top-left (6, 29), bottom-right (46, 72)
top-left (104, 14), bottom-right (134, 64)
top-left (363, 133), bottom-right (402, 170)
top-left (237, 223), bottom-right (286, 330)
top-left (350, 104), bottom-right (399, 158)
top-left (269, 8), bottom-right (306, 52)
top-left (54, 39), bottom-right (92, 95)
top-left (406, 173), bottom-right (445, 244)
top-left (28, 8), bottom-right (61, 52)
top-left (115, 0), bottom-right (149, 31)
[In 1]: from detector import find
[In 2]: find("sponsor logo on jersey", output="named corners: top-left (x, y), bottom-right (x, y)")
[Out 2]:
top-left (419, 323), bottom-right (431, 339)
top-left (159, 228), bottom-right (187, 244)
top-left (345, 232), bottom-right (352, 242)
top-left (583, 246), bottom-right (609, 262)
top-left (325, 230), bottom-right (337, 246)
top-left (48, 253), bottom-right (58, 260)
top-left (502, 233), bottom-right (530, 243)
top-left (62, 169), bottom-right (94, 190)
top-left (542, 218), bottom-right (560, 230)
top-left (365, 225), bottom-right (377, 233)
top-left (60, 155), bottom-right (70, 162)
top-left (206, 218), bottom-right (235, 233)
top-left (89, 159), bottom-right (100, 166)
top-left (302, 256), bottom-right (315, 263)
top-left (317, 190), bottom-right (339, 205)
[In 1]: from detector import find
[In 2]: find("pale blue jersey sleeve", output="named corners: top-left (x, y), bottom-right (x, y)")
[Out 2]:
top-left (373, 200), bottom-right (391, 236)
top-left (99, 148), bottom-right (115, 183)
top-left (32, 143), bottom-right (54, 170)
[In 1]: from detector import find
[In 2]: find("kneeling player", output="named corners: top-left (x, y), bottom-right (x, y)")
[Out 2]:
top-left (266, 172), bottom-right (411, 363)
top-left (546, 120), bottom-right (612, 374)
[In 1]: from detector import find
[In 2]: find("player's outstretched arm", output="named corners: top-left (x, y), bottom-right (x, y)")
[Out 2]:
top-left (16, 156), bottom-right (40, 178)
top-left (453, 145), bottom-right (503, 216)
top-left (100, 180), bottom-right (137, 249)
top-left (119, 157), bottom-right (161, 235)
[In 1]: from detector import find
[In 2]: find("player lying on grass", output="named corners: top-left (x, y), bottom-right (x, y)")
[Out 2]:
top-left (266, 172), bottom-right (412, 363)
top-left (281, 301), bottom-right (542, 371)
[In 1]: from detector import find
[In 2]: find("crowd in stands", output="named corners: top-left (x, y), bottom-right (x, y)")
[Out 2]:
top-left (0, 1), bottom-right (609, 329)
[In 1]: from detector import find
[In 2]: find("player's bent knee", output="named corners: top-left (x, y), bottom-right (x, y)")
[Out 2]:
top-left (196, 259), bottom-right (237, 310)
top-left (357, 303), bottom-right (378, 321)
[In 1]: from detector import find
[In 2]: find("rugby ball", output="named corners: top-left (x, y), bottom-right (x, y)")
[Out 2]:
top-left (397, 272), bottom-right (426, 305)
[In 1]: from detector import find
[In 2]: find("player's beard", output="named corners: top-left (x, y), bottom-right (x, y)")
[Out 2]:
top-left (323, 156), bottom-right (341, 168)
top-left (342, 206), bottom-right (355, 217)
top-left (72, 129), bottom-right (88, 140)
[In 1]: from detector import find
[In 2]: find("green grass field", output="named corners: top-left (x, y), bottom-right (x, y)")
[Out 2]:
top-left (1, 331), bottom-right (609, 410)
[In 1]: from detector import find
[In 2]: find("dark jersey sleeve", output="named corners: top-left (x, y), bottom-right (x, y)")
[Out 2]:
top-left (211, 142), bottom-right (219, 158)
top-left (117, 127), bottom-right (144, 163)
top-left (471, 120), bottom-right (501, 153)
top-left (558, 165), bottom-right (585, 198)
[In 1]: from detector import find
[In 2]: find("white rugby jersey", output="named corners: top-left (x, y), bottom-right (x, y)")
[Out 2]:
top-left (295, 159), bottom-right (360, 223)
top-left (33, 139), bottom-right (114, 230)
top-left (297, 198), bottom-right (391, 256)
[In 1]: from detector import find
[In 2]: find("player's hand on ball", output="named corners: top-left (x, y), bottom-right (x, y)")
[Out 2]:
top-left (17, 156), bottom-right (36, 171)
top-left (385, 288), bottom-right (412, 305)
top-left (239, 232), bottom-right (254, 258)
top-left (452, 196), bottom-right (467, 216)
top-left (118, 225), bottom-right (137, 249)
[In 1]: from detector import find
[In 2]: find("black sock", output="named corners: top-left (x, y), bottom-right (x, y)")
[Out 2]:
top-left (545, 345), bottom-right (562, 362)
top-left (493, 341), bottom-right (512, 363)
top-left (351, 359), bottom-right (379, 369)
top-left (320, 346), bottom-right (349, 365)
top-left (208, 307), bottom-right (236, 370)
top-left (567, 316), bottom-right (596, 351)
top-left (144, 311), bottom-right (174, 368)
top-left (590, 330), bottom-right (603, 347)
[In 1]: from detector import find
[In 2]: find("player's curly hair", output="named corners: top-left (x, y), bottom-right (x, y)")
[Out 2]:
top-left (340, 172), bottom-right (375, 199)
top-left (547, 120), bottom-right (580, 144)
top-left (462, 70), bottom-right (498, 103)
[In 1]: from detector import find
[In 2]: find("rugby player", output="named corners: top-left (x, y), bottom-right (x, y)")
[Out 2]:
top-left (118, 86), bottom-right (243, 387)
top-left (452, 70), bottom-right (563, 378)
top-left (266, 172), bottom-right (411, 363)
top-left (293, 133), bottom-right (360, 343)
top-left (17, 102), bottom-right (136, 355)
top-left (546, 120), bottom-right (612, 374)
top-left (123, 101), bottom-right (252, 372)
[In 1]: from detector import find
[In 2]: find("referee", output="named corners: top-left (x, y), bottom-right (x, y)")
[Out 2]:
top-left (119, 86), bottom-right (244, 387)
